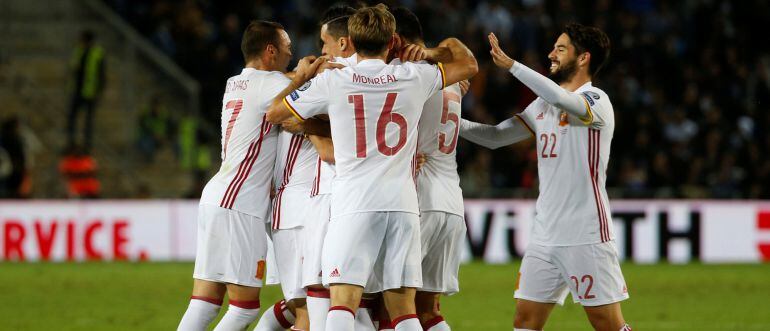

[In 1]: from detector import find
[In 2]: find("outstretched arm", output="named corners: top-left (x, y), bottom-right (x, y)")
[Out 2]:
top-left (266, 56), bottom-right (327, 124)
top-left (488, 33), bottom-right (591, 123)
top-left (429, 38), bottom-right (478, 87)
top-left (459, 116), bottom-right (533, 150)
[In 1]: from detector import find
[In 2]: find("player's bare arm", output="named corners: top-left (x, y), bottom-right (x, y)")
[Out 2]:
top-left (281, 117), bottom-right (331, 137)
top-left (307, 135), bottom-right (334, 164)
top-left (458, 117), bottom-right (533, 149)
top-left (488, 32), bottom-right (592, 123)
top-left (433, 37), bottom-right (478, 87)
top-left (266, 55), bottom-right (327, 124)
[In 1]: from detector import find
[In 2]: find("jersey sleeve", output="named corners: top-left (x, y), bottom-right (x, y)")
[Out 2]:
top-left (283, 71), bottom-right (331, 121)
top-left (579, 89), bottom-right (613, 128)
top-left (414, 62), bottom-right (446, 99)
top-left (259, 73), bottom-right (292, 109)
top-left (514, 99), bottom-right (539, 135)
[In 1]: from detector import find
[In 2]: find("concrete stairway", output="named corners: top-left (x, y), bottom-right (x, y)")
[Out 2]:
top-left (0, 0), bottom-right (203, 198)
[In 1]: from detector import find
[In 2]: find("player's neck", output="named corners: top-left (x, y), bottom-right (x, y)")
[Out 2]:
top-left (559, 72), bottom-right (591, 92)
top-left (357, 50), bottom-right (389, 63)
top-left (246, 59), bottom-right (274, 72)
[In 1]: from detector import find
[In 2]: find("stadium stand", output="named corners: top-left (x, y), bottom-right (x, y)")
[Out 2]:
top-left (3, 0), bottom-right (769, 199)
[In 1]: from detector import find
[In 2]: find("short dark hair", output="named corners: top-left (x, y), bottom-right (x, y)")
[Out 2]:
top-left (562, 23), bottom-right (611, 76)
top-left (320, 5), bottom-right (356, 39)
top-left (390, 6), bottom-right (423, 44)
top-left (241, 20), bottom-right (284, 62)
top-left (348, 4), bottom-right (396, 56)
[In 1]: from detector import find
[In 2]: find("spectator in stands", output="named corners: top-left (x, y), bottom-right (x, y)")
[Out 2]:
top-left (67, 30), bottom-right (106, 153)
top-left (0, 117), bottom-right (30, 198)
top-left (59, 144), bottom-right (100, 199)
top-left (137, 94), bottom-right (171, 162)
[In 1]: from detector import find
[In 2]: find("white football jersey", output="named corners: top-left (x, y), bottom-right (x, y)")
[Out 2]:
top-left (271, 130), bottom-right (317, 229)
top-left (517, 82), bottom-right (615, 246)
top-left (416, 83), bottom-right (464, 216)
top-left (285, 59), bottom-right (445, 217)
top-left (200, 68), bottom-right (287, 217)
top-left (311, 157), bottom-right (335, 196)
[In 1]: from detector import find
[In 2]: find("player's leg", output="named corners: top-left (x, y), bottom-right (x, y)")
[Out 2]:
top-left (415, 212), bottom-right (466, 330)
top-left (553, 241), bottom-right (630, 331)
top-left (272, 227), bottom-right (309, 329)
top-left (513, 299), bottom-right (555, 330)
top-left (380, 212), bottom-right (423, 330)
top-left (213, 284), bottom-right (262, 331)
top-left (583, 303), bottom-right (629, 331)
top-left (178, 279), bottom-right (227, 331)
top-left (513, 244), bottom-right (570, 330)
top-left (209, 208), bottom-right (269, 331)
top-left (322, 212), bottom-right (387, 331)
top-left (301, 194), bottom-right (332, 331)
top-left (254, 299), bottom-right (296, 331)
top-left (179, 205), bottom-right (232, 331)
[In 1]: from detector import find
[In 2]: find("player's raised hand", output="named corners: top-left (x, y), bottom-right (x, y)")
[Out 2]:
top-left (459, 79), bottom-right (470, 96)
top-left (488, 33), bottom-right (515, 69)
top-left (294, 55), bottom-right (327, 83)
top-left (399, 44), bottom-right (427, 62)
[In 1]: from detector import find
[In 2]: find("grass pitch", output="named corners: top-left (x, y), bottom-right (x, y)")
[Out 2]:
top-left (1, 262), bottom-right (769, 330)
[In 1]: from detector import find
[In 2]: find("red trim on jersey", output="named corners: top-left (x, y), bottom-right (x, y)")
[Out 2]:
top-left (190, 296), bottom-right (223, 306)
top-left (311, 156), bottom-right (322, 197)
top-left (589, 128), bottom-right (609, 242)
top-left (392, 314), bottom-right (418, 326)
top-left (228, 299), bottom-right (260, 309)
top-left (220, 115), bottom-right (269, 209)
top-left (272, 135), bottom-right (304, 230)
top-left (514, 114), bottom-right (535, 136)
top-left (273, 300), bottom-right (293, 328)
top-left (307, 288), bottom-right (330, 298)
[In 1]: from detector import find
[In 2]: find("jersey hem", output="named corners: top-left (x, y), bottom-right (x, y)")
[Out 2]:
top-left (198, 202), bottom-right (266, 220)
top-left (330, 209), bottom-right (420, 220)
top-left (528, 238), bottom-right (615, 247)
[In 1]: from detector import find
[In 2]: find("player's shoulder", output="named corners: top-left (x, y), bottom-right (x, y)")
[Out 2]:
top-left (578, 83), bottom-right (610, 105)
top-left (261, 71), bottom-right (291, 84)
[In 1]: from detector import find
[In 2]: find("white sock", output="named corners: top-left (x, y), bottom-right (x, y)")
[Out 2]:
top-left (255, 300), bottom-right (295, 331)
top-left (325, 307), bottom-right (355, 331)
top-left (423, 316), bottom-right (451, 331)
top-left (392, 315), bottom-right (420, 331)
top-left (213, 302), bottom-right (261, 331)
top-left (178, 297), bottom-right (222, 331)
top-left (306, 292), bottom-right (330, 331)
top-left (355, 307), bottom-right (375, 331)
top-left (620, 324), bottom-right (632, 331)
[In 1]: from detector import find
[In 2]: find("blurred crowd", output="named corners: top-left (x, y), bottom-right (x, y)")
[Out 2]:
top-left (104, 0), bottom-right (770, 199)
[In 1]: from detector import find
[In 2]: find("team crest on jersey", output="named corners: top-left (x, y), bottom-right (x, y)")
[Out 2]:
top-left (290, 91), bottom-right (300, 101)
top-left (298, 80), bottom-right (312, 91)
top-left (559, 111), bottom-right (569, 127)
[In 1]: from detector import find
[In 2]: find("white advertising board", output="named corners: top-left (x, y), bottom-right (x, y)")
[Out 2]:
top-left (2, 200), bottom-right (769, 263)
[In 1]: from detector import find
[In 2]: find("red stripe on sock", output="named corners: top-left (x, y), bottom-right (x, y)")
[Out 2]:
top-left (274, 300), bottom-right (293, 328)
top-left (422, 315), bottom-right (445, 329)
top-left (329, 305), bottom-right (355, 316)
top-left (307, 288), bottom-right (331, 298)
top-left (228, 299), bottom-right (260, 309)
top-left (392, 314), bottom-right (418, 326)
top-left (190, 296), bottom-right (223, 306)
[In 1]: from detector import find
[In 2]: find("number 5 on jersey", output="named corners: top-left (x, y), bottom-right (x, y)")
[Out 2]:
top-left (348, 93), bottom-right (406, 158)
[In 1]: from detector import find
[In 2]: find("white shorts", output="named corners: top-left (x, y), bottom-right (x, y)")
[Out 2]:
top-left (514, 241), bottom-right (629, 307)
top-left (301, 194), bottom-right (331, 287)
top-left (419, 211), bottom-right (466, 295)
top-left (322, 211), bottom-right (422, 293)
top-left (272, 227), bottom-right (307, 300)
top-left (265, 224), bottom-right (280, 286)
top-left (193, 204), bottom-right (267, 287)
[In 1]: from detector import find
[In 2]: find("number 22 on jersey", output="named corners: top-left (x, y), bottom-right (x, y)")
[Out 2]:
top-left (348, 93), bottom-right (407, 157)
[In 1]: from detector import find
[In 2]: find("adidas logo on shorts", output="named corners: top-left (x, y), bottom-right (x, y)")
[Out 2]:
top-left (330, 268), bottom-right (340, 278)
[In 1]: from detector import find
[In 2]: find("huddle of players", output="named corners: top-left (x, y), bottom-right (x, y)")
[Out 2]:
top-left (179, 3), bottom-right (632, 331)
